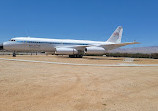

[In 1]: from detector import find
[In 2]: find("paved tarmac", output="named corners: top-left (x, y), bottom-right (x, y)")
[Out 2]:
top-left (0, 58), bottom-right (158, 67)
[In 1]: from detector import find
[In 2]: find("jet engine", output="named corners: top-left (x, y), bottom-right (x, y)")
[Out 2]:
top-left (85, 47), bottom-right (106, 55)
top-left (55, 48), bottom-right (78, 55)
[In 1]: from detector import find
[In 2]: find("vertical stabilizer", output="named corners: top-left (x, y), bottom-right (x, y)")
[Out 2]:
top-left (107, 26), bottom-right (123, 43)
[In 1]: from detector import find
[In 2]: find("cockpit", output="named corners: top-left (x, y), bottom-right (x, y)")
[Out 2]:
top-left (9, 39), bottom-right (16, 41)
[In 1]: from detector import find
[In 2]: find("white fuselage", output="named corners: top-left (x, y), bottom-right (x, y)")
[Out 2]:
top-left (3, 37), bottom-right (110, 52)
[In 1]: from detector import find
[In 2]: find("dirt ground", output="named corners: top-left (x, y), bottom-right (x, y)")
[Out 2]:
top-left (0, 55), bottom-right (158, 111)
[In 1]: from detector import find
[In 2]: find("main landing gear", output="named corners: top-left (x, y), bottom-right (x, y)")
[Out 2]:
top-left (69, 55), bottom-right (83, 58)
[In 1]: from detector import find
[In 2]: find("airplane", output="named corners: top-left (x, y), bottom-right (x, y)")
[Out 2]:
top-left (0, 26), bottom-right (139, 58)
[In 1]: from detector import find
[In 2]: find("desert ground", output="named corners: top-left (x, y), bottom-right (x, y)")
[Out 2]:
top-left (0, 55), bottom-right (158, 111)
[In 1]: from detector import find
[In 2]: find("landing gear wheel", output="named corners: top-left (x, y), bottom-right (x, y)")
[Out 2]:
top-left (69, 55), bottom-right (83, 58)
top-left (13, 52), bottom-right (16, 57)
top-left (69, 55), bottom-right (74, 58)
top-left (78, 55), bottom-right (83, 58)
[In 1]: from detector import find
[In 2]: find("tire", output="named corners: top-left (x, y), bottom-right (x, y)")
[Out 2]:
top-left (69, 55), bottom-right (83, 58)
top-left (78, 55), bottom-right (83, 58)
top-left (13, 52), bottom-right (16, 57)
top-left (69, 55), bottom-right (74, 58)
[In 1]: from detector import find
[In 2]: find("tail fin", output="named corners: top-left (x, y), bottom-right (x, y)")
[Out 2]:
top-left (107, 26), bottom-right (123, 43)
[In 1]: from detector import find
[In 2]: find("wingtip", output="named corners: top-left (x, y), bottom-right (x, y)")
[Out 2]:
top-left (133, 42), bottom-right (141, 44)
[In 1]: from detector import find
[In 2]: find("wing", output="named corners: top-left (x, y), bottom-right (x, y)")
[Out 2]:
top-left (55, 45), bottom-right (92, 50)
top-left (67, 45), bottom-right (93, 50)
top-left (100, 42), bottom-right (140, 50)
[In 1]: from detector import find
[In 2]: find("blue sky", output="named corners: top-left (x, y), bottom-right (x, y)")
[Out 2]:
top-left (0, 0), bottom-right (158, 47)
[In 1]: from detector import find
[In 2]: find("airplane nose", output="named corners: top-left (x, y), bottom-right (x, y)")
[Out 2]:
top-left (0, 43), bottom-right (3, 50)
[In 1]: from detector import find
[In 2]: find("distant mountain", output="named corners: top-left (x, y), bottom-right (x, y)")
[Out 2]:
top-left (109, 46), bottom-right (158, 54)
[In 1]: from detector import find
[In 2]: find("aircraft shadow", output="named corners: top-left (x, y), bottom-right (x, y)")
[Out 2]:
top-left (55, 55), bottom-right (139, 61)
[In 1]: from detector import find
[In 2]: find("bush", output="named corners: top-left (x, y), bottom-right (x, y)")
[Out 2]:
top-left (151, 53), bottom-right (158, 59)
top-left (105, 53), bottom-right (158, 59)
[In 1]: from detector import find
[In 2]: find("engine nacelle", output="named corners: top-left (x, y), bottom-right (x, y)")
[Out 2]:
top-left (55, 48), bottom-right (78, 55)
top-left (85, 47), bottom-right (106, 55)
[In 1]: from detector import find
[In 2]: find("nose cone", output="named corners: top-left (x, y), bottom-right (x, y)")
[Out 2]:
top-left (0, 43), bottom-right (3, 50)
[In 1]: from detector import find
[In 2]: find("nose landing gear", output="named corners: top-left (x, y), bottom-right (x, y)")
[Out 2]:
top-left (13, 52), bottom-right (16, 57)
top-left (0, 43), bottom-right (3, 50)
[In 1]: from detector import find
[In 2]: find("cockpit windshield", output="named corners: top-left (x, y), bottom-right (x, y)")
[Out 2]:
top-left (9, 39), bottom-right (16, 41)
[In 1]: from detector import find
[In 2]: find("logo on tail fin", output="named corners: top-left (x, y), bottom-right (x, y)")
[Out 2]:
top-left (113, 32), bottom-right (119, 36)
top-left (107, 26), bottom-right (123, 43)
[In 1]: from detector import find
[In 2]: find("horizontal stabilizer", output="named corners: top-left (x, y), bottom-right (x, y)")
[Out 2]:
top-left (101, 42), bottom-right (140, 50)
